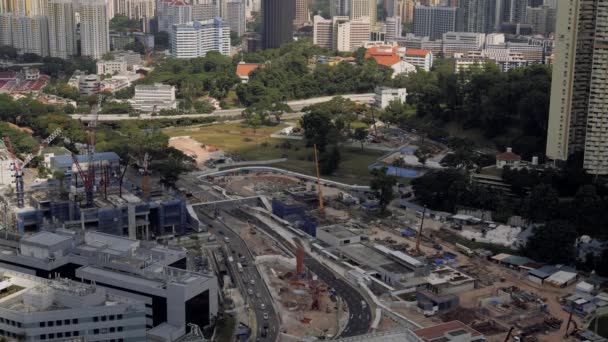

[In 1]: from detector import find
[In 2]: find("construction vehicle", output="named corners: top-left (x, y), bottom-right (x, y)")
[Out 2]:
top-left (2, 127), bottom-right (62, 208)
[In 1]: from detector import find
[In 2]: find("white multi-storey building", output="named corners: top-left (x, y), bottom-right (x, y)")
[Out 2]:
top-left (96, 60), bottom-right (128, 74)
top-left (157, 0), bottom-right (192, 33)
top-left (0, 230), bottom-right (219, 340)
top-left (131, 83), bottom-right (177, 111)
top-left (313, 15), bottom-right (370, 52)
top-left (547, 0), bottom-right (608, 175)
top-left (0, 269), bottom-right (147, 341)
top-left (79, 0), bottom-right (110, 60)
top-left (171, 18), bottom-right (230, 58)
top-left (404, 48), bottom-right (432, 71)
top-left (112, 0), bottom-right (155, 19)
top-left (48, 0), bottom-right (77, 59)
top-left (192, 0), bottom-right (218, 21)
top-left (385, 16), bottom-right (401, 41)
top-left (374, 86), bottom-right (407, 109)
top-left (223, 0), bottom-right (245, 36)
top-left (10, 15), bottom-right (49, 57)
top-left (442, 31), bottom-right (485, 56)
top-left (349, 0), bottom-right (376, 26)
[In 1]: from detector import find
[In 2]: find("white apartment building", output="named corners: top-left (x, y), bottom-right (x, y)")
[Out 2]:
top-left (547, 0), bottom-right (608, 174)
top-left (171, 18), bottom-right (230, 59)
top-left (0, 14), bottom-right (12, 46)
top-left (374, 86), bottom-right (407, 109)
top-left (404, 48), bottom-right (432, 71)
top-left (0, 269), bottom-right (146, 341)
top-left (349, 0), bottom-right (376, 26)
top-left (157, 0), bottom-right (192, 33)
top-left (79, 0), bottom-right (110, 60)
top-left (131, 83), bottom-right (177, 111)
top-left (314, 15), bottom-right (371, 52)
top-left (8, 15), bottom-right (49, 57)
top-left (48, 0), bottom-right (77, 59)
top-left (313, 15), bottom-right (334, 49)
top-left (0, 230), bottom-right (219, 339)
top-left (224, 0), bottom-right (245, 36)
top-left (442, 31), bottom-right (485, 57)
top-left (96, 60), bottom-right (128, 75)
top-left (112, 0), bottom-right (155, 19)
top-left (192, 0), bottom-right (218, 21)
top-left (385, 16), bottom-right (401, 41)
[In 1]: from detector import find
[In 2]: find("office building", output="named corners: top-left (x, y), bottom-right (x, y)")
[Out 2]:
top-left (9, 15), bottom-right (49, 57)
top-left (397, 0), bottom-right (414, 23)
top-left (48, 0), bottom-right (77, 59)
top-left (313, 15), bottom-right (370, 52)
top-left (525, 5), bottom-right (556, 35)
top-left (0, 230), bottom-right (219, 338)
top-left (157, 0), bottom-right (192, 33)
top-left (171, 18), bottom-right (230, 58)
top-left (131, 83), bottom-right (176, 111)
top-left (224, 0), bottom-right (246, 36)
top-left (294, 0), bottom-right (308, 27)
top-left (262, 0), bottom-right (294, 49)
top-left (385, 16), bottom-right (401, 40)
top-left (0, 268), bottom-right (147, 341)
top-left (547, 0), bottom-right (608, 175)
top-left (385, 0), bottom-right (397, 18)
top-left (502, 0), bottom-right (527, 24)
top-left (79, 0), bottom-right (110, 60)
top-left (191, 0), bottom-right (218, 21)
top-left (330, 0), bottom-right (349, 17)
top-left (350, 0), bottom-right (376, 26)
top-left (112, 0), bottom-right (155, 19)
top-left (459, 0), bottom-right (500, 34)
top-left (412, 5), bottom-right (462, 40)
top-left (442, 31), bottom-right (485, 56)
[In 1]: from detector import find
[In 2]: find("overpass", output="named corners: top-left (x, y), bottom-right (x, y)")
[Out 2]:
top-left (71, 93), bottom-right (374, 122)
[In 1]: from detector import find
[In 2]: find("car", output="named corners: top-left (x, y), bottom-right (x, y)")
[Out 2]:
top-left (224, 237), bottom-right (230, 242)
top-left (232, 250), bottom-right (236, 254)
top-left (256, 293), bottom-right (261, 299)
top-left (432, 244), bottom-right (443, 251)
top-left (218, 230), bottom-right (224, 235)
top-left (260, 303), bottom-right (265, 310)
top-left (250, 279), bottom-right (255, 285)
top-left (248, 288), bottom-right (254, 295)
top-left (263, 321), bottom-right (269, 329)
top-left (263, 312), bottom-right (269, 320)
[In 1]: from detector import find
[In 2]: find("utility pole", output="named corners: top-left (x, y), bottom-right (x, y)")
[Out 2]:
top-left (313, 144), bottom-right (324, 213)
top-left (415, 206), bottom-right (427, 254)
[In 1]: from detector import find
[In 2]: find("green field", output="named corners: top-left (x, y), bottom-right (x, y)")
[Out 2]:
top-left (164, 123), bottom-right (383, 184)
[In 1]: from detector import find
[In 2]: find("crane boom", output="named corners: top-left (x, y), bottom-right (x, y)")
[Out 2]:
top-left (2, 137), bottom-right (24, 208)
top-left (71, 153), bottom-right (94, 207)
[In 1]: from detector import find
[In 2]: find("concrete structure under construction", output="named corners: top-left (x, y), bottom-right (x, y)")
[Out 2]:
top-left (0, 230), bottom-right (218, 340)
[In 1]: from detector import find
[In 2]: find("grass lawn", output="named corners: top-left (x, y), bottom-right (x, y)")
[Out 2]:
top-left (164, 123), bottom-right (384, 184)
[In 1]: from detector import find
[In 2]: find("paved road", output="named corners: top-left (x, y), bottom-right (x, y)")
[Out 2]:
top-left (196, 208), bottom-right (279, 341)
top-left (71, 93), bottom-right (374, 122)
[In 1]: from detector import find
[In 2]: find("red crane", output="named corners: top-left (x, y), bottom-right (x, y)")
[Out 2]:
top-left (71, 153), bottom-right (94, 207)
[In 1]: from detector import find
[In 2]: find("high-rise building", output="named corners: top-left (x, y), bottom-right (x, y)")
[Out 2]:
top-left (192, 0), bottom-right (218, 21)
top-left (157, 0), bottom-right (192, 33)
top-left (224, 0), bottom-right (246, 36)
top-left (3, 0), bottom-right (48, 16)
top-left (330, 0), bottom-right (349, 17)
top-left (396, 0), bottom-right (414, 23)
top-left (525, 5), bottom-right (555, 35)
top-left (385, 0), bottom-right (397, 18)
top-left (313, 15), bottom-right (370, 52)
top-left (546, 0), bottom-right (608, 175)
top-left (48, 0), bottom-right (77, 59)
top-left (459, 0), bottom-right (500, 34)
top-left (294, 0), bottom-right (308, 27)
top-left (262, 0), bottom-right (294, 49)
top-left (502, 0), bottom-right (527, 24)
top-left (0, 13), bottom-right (13, 46)
top-left (79, 0), bottom-right (110, 59)
top-left (111, 0), bottom-right (155, 20)
top-left (171, 18), bottom-right (231, 58)
top-left (10, 15), bottom-right (49, 56)
top-left (350, 0), bottom-right (376, 26)
top-left (385, 16), bottom-right (401, 40)
top-left (412, 5), bottom-right (462, 40)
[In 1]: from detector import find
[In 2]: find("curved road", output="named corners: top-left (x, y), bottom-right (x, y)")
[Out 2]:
top-left (71, 93), bottom-right (374, 122)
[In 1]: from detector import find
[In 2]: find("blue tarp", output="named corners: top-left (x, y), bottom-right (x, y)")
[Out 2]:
top-left (368, 162), bottom-right (420, 178)
top-left (401, 230), bottom-right (415, 237)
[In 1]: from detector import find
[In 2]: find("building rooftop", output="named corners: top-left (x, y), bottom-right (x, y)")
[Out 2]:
top-left (21, 231), bottom-right (72, 247)
top-left (426, 266), bottom-right (474, 286)
top-left (319, 225), bottom-right (358, 239)
top-left (414, 321), bottom-right (483, 341)
top-left (50, 152), bottom-right (120, 169)
top-left (405, 49), bottom-right (430, 57)
top-left (236, 63), bottom-right (259, 77)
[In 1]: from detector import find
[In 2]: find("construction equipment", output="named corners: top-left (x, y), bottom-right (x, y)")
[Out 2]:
top-left (313, 144), bottom-right (324, 213)
top-left (71, 153), bottom-right (94, 207)
top-left (2, 127), bottom-right (62, 208)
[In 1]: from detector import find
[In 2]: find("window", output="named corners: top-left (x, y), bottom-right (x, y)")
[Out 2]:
top-left (40, 322), bottom-right (46, 328)
top-left (56, 320), bottom-right (62, 326)
top-left (101, 316), bottom-right (107, 322)
top-left (64, 319), bottom-right (70, 325)
top-left (109, 315), bottom-right (115, 321)
top-left (57, 332), bottom-right (63, 338)
top-left (65, 332), bottom-right (71, 337)
top-left (74, 331), bottom-right (80, 337)
top-left (40, 335), bottom-right (46, 340)
top-left (117, 327), bottom-right (123, 332)
top-left (48, 321), bottom-right (54, 327)
top-left (117, 314), bottom-right (123, 320)
top-left (93, 317), bottom-right (99, 322)
top-left (49, 333), bottom-right (55, 339)
top-left (72, 319), bottom-right (78, 324)
top-left (93, 329), bottom-right (99, 334)
top-left (110, 327), bottom-right (115, 333)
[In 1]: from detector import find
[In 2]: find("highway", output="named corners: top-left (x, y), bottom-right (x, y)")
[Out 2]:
top-left (195, 208), bottom-right (280, 341)
top-left (71, 93), bottom-right (374, 122)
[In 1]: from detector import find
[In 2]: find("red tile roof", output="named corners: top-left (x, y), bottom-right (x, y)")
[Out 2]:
top-left (365, 47), bottom-right (401, 67)
top-left (405, 49), bottom-right (430, 57)
top-left (496, 151), bottom-right (521, 161)
top-left (414, 321), bottom-right (483, 341)
top-left (236, 63), bottom-right (260, 77)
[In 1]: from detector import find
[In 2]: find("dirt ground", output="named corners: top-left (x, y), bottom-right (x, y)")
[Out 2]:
top-left (239, 226), bottom-right (282, 256)
top-left (223, 175), bottom-right (301, 197)
top-left (169, 136), bottom-right (213, 166)
top-left (263, 263), bottom-right (340, 338)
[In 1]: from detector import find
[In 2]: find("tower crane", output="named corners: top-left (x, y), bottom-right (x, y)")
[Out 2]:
top-left (2, 127), bottom-right (62, 208)
top-left (71, 153), bottom-right (94, 208)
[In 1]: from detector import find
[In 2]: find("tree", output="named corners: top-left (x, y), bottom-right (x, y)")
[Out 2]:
top-left (414, 146), bottom-right (432, 166)
top-left (300, 111), bottom-right (336, 152)
top-left (524, 184), bottom-right (559, 223)
top-left (353, 127), bottom-right (367, 150)
top-left (319, 145), bottom-right (340, 175)
top-left (370, 168), bottom-right (397, 214)
top-left (524, 220), bottom-right (577, 264)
